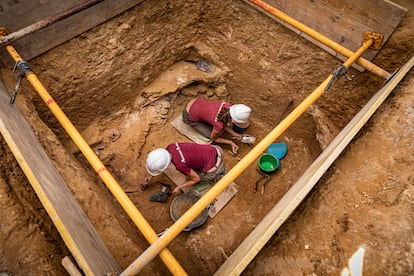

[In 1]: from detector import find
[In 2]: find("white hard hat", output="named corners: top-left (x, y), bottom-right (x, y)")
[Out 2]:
top-left (229, 104), bottom-right (251, 124)
top-left (146, 148), bottom-right (171, 176)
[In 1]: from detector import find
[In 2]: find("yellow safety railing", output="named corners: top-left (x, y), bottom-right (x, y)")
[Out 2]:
top-left (248, 0), bottom-right (391, 80)
top-left (1, 29), bottom-right (187, 276)
top-left (120, 34), bottom-right (376, 275)
top-left (1, 2), bottom-right (389, 272)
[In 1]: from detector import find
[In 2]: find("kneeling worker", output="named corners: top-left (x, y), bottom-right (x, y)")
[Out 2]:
top-left (182, 97), bottom-right (252, 154)
top-left (146, 142), bottom-right (226, 195)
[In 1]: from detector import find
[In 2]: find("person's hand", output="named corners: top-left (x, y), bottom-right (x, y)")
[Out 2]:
top-left (143, 176), bottom-right (152, 185)
top-left (231, 142), bottom-right (239, 155)
top-left (140, 175), bottom-right (153, 191)
top-left (172, 186), bottom-right (182, 195)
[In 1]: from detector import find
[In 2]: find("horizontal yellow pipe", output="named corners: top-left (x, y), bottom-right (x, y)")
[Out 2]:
top-left (4, 44), bottom-right (187, 275)
top-left (121, 37), bottom-right (375, 275)
top-left (249, 0), bottom-right (391, 80)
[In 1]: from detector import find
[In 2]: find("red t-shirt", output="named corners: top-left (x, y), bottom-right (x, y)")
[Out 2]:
top-left (188, 97), bottom-right (231, 133)
top-left (166, 143), bottom-right (217, 176)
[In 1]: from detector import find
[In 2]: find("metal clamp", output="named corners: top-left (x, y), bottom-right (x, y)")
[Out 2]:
top-left (324, 64), bottom-right (354, 92)
top-left (10, 60), bottom-right (32, 104)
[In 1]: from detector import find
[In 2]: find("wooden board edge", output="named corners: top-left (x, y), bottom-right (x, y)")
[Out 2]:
top-left (208, 182), bottom-right (239, 218)
top-left (0, 83), bottom-right (120, 275)
top-left (214, 56), bottom-right (414, 275)
top-left (241, 0), bottom-right (406, 72)
top-left (384, 0), bottom-right (408, 12)
top-left (0, 0), bottom-right (145, 65)
top-left (62, 256), bottom-right (83, 276)
top-left (241, 0), bottom-right (366, 72)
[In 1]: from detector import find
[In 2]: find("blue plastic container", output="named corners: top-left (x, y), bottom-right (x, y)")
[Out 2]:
top-left (266, 143), bottom-right (288, 160)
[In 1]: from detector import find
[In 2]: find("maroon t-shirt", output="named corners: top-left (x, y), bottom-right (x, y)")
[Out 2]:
top-left (188, 97), bottom-right (231, 133)
top-left (166, 143), bottom-right (217, 176)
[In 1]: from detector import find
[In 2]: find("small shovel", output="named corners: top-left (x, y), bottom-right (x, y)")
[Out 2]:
top-left (252, 168), bottom-right (271, 194)
top-left (257, 169), bottom-right (271, 195)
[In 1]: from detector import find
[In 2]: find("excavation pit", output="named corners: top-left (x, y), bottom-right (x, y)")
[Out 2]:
top-left (0, 1), bottom-right (412, 275)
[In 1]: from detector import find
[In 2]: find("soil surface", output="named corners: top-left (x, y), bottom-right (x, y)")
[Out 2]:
top-left (0, 0), bottom-right (413, 275)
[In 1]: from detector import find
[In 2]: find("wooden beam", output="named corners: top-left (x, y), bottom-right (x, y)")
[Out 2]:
top-left (0, 82), bottom-right (120, 275)
top-left (0, 0), bottom-right (105, 47)
top-left (242, 0), bottom-right (407, 71)
top-left (0, 0), bottom-right (144, 64)
top-left (62, 256), bottom-right (83, 276)
top-left (214, 55), bottom-right (414, 275)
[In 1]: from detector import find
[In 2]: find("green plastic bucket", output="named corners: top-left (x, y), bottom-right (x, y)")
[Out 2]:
top-left (258, 153), bottom-right (279, 173)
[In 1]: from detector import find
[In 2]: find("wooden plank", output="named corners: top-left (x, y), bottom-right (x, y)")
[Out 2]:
top-left (215, 56), bottom-right (414, 275)
top-left (62, 256), bottom-right (82, 276)
top-left (164, 163), bottom-right (239, 218)
top-left (243, 0), bottom-right (407, 71)
top-left (207, 182), bottom-right (238, 218)
top-left (0, 82), bottom-right (120, 275)
top-left (0, 0), bottom-right (144, 63)
top-left (0, 0), bottom-right (86, 30)
top-left (170, 113), bottom-right (211, 145)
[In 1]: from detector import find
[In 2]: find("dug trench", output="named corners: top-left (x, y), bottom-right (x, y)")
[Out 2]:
top-left (0, 0), bottom-right (413, 275)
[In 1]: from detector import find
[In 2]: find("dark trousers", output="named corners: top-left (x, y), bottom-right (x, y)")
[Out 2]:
top-left (182, 108), bottom-right (212, 139)
top-left (199, 145), bottom-right (226, 183)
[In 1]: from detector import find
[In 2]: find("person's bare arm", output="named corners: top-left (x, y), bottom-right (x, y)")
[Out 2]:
top-left (224, 125), bottom-right (242, 139)
top-left (210, 128), bottom-right (239, 154)
top-left (172, 169), bottom-right (201, 194)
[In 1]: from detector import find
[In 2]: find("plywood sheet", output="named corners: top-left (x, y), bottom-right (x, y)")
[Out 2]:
top-left (0, 82), bottom-right (120, 275)
top-left (244, 0), bottom-right (407, 68)
top-left (207, 182), bottom-right (239, 218)
top-left (0, 0), bottom-right (144, 64)
top-left (170, 113), bottom-right (211, 145)
top-left (164, 163), bottom-right (239, 218)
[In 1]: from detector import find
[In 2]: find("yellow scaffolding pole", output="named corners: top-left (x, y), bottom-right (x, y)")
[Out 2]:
top-left (1, 29), bottom-right (187, 276)
top-left (248, 0), bottom-right (391, 80)
top-left (120, 33), bottom-right (376, 276)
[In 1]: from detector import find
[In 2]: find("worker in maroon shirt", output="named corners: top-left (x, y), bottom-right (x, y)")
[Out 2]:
top-left (145, 142), bottom-right (226, 195)
top-left (182, 97), bottom-right (252, 154)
